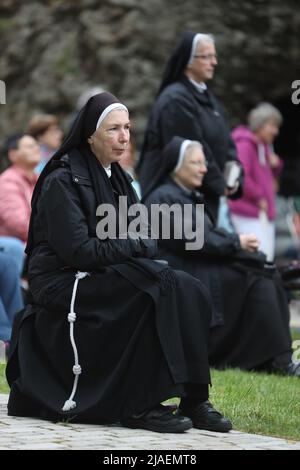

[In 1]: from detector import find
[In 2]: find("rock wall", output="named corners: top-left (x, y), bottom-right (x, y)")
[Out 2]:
top-left (0, 0), bottom-right (299, 154)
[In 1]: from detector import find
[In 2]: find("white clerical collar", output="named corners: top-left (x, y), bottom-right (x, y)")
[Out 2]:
top-left (188, 78), bottom-right (207, 93)
top-left (103, 165), bottom-right (111, 178)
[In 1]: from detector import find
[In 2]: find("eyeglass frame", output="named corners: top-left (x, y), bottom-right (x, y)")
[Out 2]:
top-left (192, 54), bottom-right (218, 62)
top-left (188, 159), bottom-right (209, 168)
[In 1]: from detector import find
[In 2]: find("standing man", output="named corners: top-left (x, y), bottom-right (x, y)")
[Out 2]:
top-left (137, 31), bottom-right (242, 219)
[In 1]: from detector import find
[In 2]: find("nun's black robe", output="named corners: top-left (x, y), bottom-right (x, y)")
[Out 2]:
top-left (137, 31), bottom-right (242, 219)
top-left (145, 179), bottom-right (293, 371)
top-left (6, 149), bottom-right (212, 424)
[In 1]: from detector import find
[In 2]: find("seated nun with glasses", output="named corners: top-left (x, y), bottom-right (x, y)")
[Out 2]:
top-left (144, 136), bottom-right (300, 378)
top-left (6, 92), bottom-right (232, 434)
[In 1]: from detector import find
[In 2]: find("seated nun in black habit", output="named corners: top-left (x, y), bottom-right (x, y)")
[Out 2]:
top-left (6, 93), bottom-right (233, 433)
top-left (144, 136), bottom-right (300, 377)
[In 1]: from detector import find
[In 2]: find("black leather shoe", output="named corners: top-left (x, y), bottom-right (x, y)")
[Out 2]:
top-left (179, 400), bottom-right (232, 433)
top-left (271, 360), bottom-right (300, 377)
top-left (122, 404), bottom-right (193, 433)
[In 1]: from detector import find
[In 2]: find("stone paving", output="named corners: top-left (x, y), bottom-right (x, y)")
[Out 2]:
top-left (0, 395), bottom-right (300, 450)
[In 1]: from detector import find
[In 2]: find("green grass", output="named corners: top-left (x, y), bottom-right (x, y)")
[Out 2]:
top-left (177, 328), bottom-right (300, 441)
top-left (1, 330), bottom-right (300, 440)
top-left (209, 368), bottom-right (300, 441)
top-left (0, 364), bottom-right (8, 394)
top-left (292, 329), bottom-right (300, 341)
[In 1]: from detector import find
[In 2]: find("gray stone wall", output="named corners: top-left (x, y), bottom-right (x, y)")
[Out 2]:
top-left (0, 0), bottom-right (299, 150)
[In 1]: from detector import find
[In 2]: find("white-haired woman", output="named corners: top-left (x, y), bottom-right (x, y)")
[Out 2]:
top-left (229, 103), bottom-right (283, 261)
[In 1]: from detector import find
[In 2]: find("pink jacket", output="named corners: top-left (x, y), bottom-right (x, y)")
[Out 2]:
top-left (0, 166), bottom-right (38, 242)
top-left (228, 126), bottom-right (283, 221)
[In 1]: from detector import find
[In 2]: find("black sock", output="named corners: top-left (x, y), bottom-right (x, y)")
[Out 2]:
top-left (273, 351), bottom-right (293, 367)
top-left (180, 384), bottom-right (208, 410)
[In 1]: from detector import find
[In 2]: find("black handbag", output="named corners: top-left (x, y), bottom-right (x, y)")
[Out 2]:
top-left (279, 261), bottom-right (300, 290)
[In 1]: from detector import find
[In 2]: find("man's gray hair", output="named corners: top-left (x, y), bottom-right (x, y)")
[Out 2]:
top-left (248, 103), bottom-right (283, 133)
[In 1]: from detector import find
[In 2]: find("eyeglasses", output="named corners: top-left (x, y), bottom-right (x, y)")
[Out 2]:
top-left (190, 159), bottom-right (208, 168)
top-left (193, 54), bottom-right (218, 62)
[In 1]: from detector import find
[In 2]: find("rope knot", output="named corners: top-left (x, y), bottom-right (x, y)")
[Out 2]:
top-left (72, 364), bottom-right (82, 375)
top-left (62, 270), bottom-right (90, 412)
top-left (62, 399), bottom-right (76, 412)
top-left (75, 271), bottom-right (90, 280)
top-left (68, 312), bottom-right (76, 322)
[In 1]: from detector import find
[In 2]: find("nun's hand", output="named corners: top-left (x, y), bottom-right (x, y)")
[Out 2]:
top-left (239, 234), bottom-right (260, 252)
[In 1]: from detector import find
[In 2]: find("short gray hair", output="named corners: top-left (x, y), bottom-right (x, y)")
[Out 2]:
top-left (184, 140), bottom-right (204, 157)
top-left (248, 103), bottom-right (283, 133)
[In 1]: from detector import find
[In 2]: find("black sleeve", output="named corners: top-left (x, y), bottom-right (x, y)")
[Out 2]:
top-left (148, 191), bottom-right (240, 258)
top-left (41, 174), bottom-right (145, 271)
top-left (202, 227), bottom-right (241, 256)
top-left (216, 100), bottom-right (238, 164)
top-left (161, 221), bottom-right (241, 259)
top-left (160, 99), bottom-right (226, 197)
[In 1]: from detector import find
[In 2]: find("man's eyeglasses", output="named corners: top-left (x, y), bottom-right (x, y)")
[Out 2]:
top-left (193, 54), bottom-right (218, 62)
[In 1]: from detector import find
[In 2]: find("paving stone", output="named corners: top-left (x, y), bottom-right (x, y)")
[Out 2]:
top-left (1, 394), bottom-right (300, 450)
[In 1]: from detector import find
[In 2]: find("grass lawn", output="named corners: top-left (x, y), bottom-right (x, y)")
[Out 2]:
top-left (0, 363), bottom-right (8, 394)
top-left (209, 368), bottom-right (300, 441)
top-left (0, 330), bottom-right (299, 440)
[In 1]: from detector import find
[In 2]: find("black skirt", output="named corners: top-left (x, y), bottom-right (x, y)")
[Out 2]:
top-left (208, 265), bottom-right (292, 370)
top-left (7, 266), bottom-right (212, 424)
